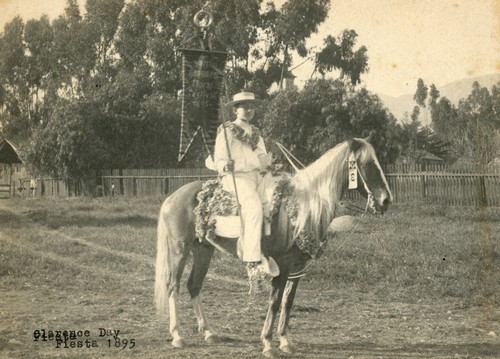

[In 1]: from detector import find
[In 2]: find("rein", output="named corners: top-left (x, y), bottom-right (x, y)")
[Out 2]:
top-left (276, 141), bottom-right (376, 215)
top-left (355, 168), bottom-right (375, 215)
top-left (275, 142), bottom-right (305, 172)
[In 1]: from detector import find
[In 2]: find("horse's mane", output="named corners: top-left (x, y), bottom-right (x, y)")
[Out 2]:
top-left (290, 139), bottom-right (372, 241)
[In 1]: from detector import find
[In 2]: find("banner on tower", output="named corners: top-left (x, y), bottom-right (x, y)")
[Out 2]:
top-left (178, 49), bottom-right (227, 162)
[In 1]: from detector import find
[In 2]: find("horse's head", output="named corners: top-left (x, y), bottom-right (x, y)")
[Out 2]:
top-left (349, 138), bottom-right (392, 214)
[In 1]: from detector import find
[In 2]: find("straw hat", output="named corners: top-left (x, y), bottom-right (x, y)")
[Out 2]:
top-left (226, 92), bottom-right (257, 108)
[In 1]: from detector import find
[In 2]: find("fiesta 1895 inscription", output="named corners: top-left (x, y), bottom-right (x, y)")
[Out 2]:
top-left (33, 328), bottom-right (136, 349)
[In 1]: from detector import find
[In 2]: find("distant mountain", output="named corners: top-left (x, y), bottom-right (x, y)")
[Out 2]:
top-left (378, 73), bottom-right (500, 124)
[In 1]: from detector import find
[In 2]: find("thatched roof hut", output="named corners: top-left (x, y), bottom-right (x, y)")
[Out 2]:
top-left (0, 138), bottom-right (22, 164)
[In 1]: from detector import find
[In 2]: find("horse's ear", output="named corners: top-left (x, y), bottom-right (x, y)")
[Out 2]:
top-left (363, 131), bottom-right (374, 143)
top-left (350, 139), bottom-right (363, 153)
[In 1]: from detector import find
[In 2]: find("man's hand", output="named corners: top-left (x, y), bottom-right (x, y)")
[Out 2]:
top-left (224, 160), bottom-right (235, 172)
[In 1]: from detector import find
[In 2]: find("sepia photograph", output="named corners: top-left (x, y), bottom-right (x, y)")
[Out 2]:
top-left (0, 0), bottom-right (498, 358)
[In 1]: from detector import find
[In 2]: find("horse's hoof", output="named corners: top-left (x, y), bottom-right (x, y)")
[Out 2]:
top-left (171, 338), bottom-right (185, 348)
top-left (263, 348), bottom-right (279, 358)
top-left (280, 344), bottom-right (295, 354)
top-left (205, 334), bottom-right (219, 344)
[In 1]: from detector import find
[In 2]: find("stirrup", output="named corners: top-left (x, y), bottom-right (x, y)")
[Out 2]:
top-left (260, 256), bottom-right (280, 277)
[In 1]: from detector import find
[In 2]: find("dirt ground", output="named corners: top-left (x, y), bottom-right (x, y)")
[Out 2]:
top-left (0, 200), bottom-right (499, 359)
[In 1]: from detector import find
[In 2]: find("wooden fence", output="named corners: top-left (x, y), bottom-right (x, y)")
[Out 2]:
top-left (384, 163), bottom-right (499, 206)
top-left (386, 173), bottom-right (499, 206)
top-left (0, 183), bottom-right (10, 198)
top-left (17, 165), bottom-right (500, 207)
top-left (100, 168), bottom-right (216, 197)
top-left (385, 163), bottom-right (500, 174)
top-left (17, 177), bottom-right (89, 197)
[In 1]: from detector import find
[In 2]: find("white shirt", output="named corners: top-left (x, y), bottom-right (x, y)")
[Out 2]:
top-left (212, 119), bottom-right (267, 174)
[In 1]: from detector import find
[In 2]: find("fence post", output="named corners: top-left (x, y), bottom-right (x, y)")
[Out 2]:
top-left (119, 169), bottom-right (124, 195)
top-left (477, 175), bottom-right (487, 207)
top-left (421, 174), bottom-right (427, 199)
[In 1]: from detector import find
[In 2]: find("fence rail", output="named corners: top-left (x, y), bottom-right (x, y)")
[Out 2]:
top-left (0, 183), bottom-right (10, 198)
top-left (100, 174), bottom-right (216, 197)
top-left (386, 172), bottom-right (499, 206)
top-left (17, 166), bottom-right (500, 207)
top-left (385, 163), bottom-right (499, 174)
top-left (17, 177), bottom-right (87, 197)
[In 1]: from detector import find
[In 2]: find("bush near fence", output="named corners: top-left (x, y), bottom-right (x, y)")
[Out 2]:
top-left (18, 164), bottom-right (500, 207)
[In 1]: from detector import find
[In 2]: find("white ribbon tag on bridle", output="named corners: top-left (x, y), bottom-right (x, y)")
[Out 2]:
top-left (348, 153), bottom-right (357, 189)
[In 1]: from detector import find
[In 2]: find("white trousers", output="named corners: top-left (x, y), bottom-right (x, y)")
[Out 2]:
top-left (220, 171), bottom-right (262, 262)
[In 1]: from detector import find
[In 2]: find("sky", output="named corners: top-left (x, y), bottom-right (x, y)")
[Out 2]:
top-left (0, 0), bottom-right (498, 97)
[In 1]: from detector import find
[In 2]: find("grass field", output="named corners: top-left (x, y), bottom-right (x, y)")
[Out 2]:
top-left (0, 196), bottom-right (499, 358)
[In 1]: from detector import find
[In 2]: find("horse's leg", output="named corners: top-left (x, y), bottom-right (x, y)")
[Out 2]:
top-left (187, 241), bottom-right (217, 343)
top-left (168, 251), bottom-right (189, 348)
top-left (277, 277), bottom-right (300, 354)
top-left (155, 195), bottom-right (194, 349)
top-left (260, 273), bottom-right (288, 358)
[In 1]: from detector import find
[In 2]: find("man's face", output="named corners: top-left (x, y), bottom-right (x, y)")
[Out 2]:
top-left (234, 102), bottom-right (255, 121)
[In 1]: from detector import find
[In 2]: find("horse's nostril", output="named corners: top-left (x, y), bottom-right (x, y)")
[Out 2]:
top-left (383, 198), bottom-right (390, 207)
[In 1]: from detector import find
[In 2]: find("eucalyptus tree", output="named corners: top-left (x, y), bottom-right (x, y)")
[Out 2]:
top-left (0, 15), bottom-right (52, 142)
top-left (0, 17), bottom-right (27, 120)
top-left (428, 83), bottom-right (440, 110)
top-left (455, 81), bottom-right (499, 166)
top-left (414, 78), bottom-right (428, 108)
top-left (314, 29), bottom-right (368, 85)
top-left (6, 0), bottom-right (376, 176)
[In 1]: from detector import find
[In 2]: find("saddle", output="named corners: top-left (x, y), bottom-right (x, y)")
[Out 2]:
top-left (195, 172), bottom-right (332, 274)
top-left (194, 173), bottom-right (287, 244)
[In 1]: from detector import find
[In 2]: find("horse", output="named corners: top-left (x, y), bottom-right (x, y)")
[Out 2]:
top-left (154, 137), bottom-right (392, 357)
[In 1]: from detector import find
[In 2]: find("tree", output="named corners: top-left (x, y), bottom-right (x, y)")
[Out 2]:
top-left (413, 78), bottom-right (428, 107)
top-left (429, 84), bottom-right (440, 113)
top-left (429, 81), bottom-right (500, 165)
top-left (268, 0), bottom-right (330, 88)
top-left (431, 97), bottom-right (457, 139)
top-left (454, 82), bottom-right (499, 166)
top-left (260, 79), bottom-right (399, 166)
top-left (314, 30), bottom-right (369, 85)
top-left (26, 99), bottom-right (112, 178)
top-left (3, 0), bottom-right (375, 177)
top-left (396, 120), bottom-right (450, 163)
top-left (412, 78), bottom-right (430, 126)
top-left (24, 16), bottom-right (53, 114)
top-left (84, 0), bottom-right (125, 73)
top-left (0, 17), bottom-right (27, 120)
top-left (398, 108), bottom-right (420, 161)
top-left (113, 1), bottom-right (150, 70)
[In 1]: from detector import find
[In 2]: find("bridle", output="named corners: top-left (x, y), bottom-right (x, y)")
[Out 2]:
top-left (347, 152), bottom-right (376, 215)
top-left (275, 142), bottom-right (378, 215)
top-left (357, 168), bottom-right (376, 215)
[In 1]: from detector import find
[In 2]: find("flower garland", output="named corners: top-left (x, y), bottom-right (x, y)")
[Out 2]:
top-left (194, 180), bottom-right (237, 243)
top-left (194, 178), bottom-right (326, 258)
top-left (264, 178), bottom-right (327, 259)
top-left (265, 178), bottom-right (294, 223)
top-left (226, 121), bottom-right (261, 150)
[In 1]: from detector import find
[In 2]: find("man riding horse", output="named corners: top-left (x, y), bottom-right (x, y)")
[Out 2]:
top-left (206, 91), bottom-right (278, 282)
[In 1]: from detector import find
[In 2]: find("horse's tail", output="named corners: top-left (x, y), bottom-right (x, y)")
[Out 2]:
top-left (154, 202), bottom-right (170, 317)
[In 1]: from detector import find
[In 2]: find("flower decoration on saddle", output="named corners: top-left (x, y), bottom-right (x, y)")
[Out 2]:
top-left (194, 178), bottom-right (327, 258)
top-left (194, 180), bottom-right (238, 243)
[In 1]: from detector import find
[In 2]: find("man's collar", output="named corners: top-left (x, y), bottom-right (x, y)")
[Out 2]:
top-left (234, 118), bottom-right (250, 126)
